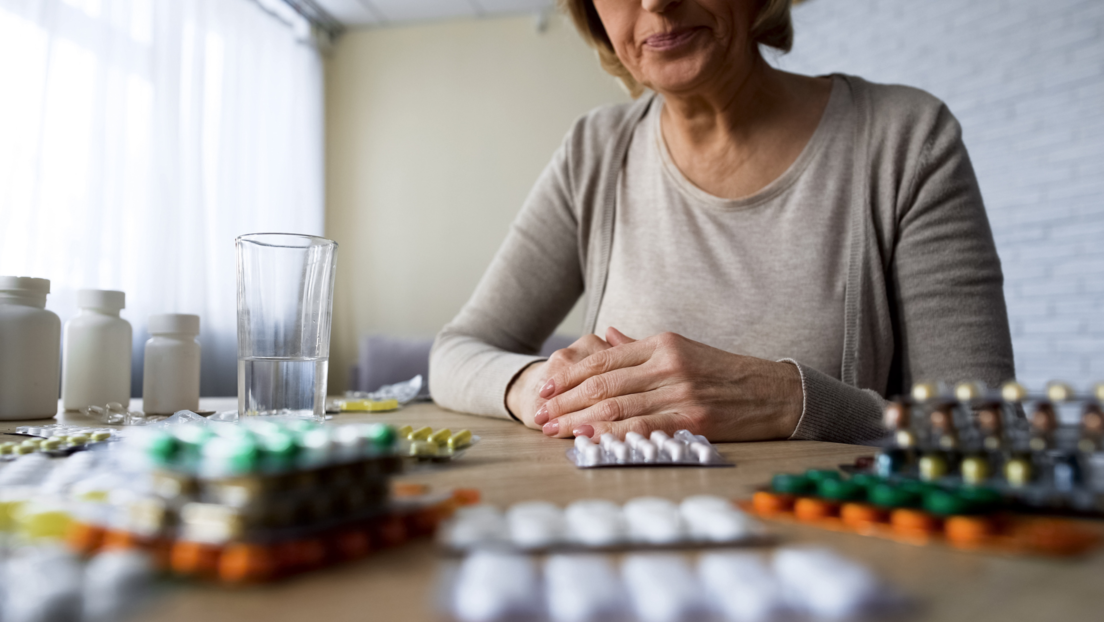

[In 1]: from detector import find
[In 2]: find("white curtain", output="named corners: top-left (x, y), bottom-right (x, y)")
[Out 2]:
top-left (0, 0), bottom-right (325, 397)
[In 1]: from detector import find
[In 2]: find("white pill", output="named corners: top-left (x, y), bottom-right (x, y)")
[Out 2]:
top-left (773, 547), bottom-right (882, 619)
top-left (624, 497), bottom-right (683, 544)
top-left (599, 433), bottom-right (616, 450)
top-left (448, 505), bottom-right (507, 547)
top-left (683, 506), bottom-right (752, 542)
top-left (699, 552), bottom-right (787, 622)
top-left (662, 439), bottom-right (687, 462)
top-left (624, 431), bottom-right (645, 448)
top-left (507, 502), bottom-right (565, 548)
top-left (581, 444), bottom-right (603, 467)
top-left (690, 442), bottom-right (718, 464)
top-left (575, 435), bottom-right (593, 452)
top-left (545, 555), bottom-right (625, 622)
top-left (636, 440), bottom-right (658, 463)
top-left (650, 430), bottom-right (671, 446)
top-left (674, 430), bottom-right (698, 444)
top-left (610, 441), bottom-right (630, 463)
top-left (565, 500), bottom-right (625, 546)
top-left (454, 551), bottom-right (541, 622)
top-left (622, 554), bottom-right (703, 622)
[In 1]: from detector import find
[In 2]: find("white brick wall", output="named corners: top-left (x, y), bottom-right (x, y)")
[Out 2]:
top-left (781, 0), bottom-right (1104, 391)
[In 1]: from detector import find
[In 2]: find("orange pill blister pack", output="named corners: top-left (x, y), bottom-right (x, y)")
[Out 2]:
top-left (741, 491), bottom-right (1102, 557)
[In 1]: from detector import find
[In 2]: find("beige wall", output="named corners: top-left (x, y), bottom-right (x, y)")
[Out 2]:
top-left (324, 14), bottom-right (630, 393)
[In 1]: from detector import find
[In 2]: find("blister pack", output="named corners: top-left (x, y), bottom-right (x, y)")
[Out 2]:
top-left (566, 430), bottom-right (732, 468)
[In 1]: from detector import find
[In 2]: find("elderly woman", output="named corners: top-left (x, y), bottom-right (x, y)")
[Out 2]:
top-left (429, 0), bottom-right (1014, 444)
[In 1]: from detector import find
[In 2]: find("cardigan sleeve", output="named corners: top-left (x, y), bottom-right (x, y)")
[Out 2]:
top-left (429, 131), bottom-right (585, 420)
top-left (790, 101), bottom-right (1015, 444)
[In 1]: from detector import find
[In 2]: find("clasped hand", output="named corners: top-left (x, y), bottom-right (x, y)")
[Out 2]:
top-left (505, 327), bottom-right (804, 442)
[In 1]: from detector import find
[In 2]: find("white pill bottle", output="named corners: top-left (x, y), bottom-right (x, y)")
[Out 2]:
top-left (0, 277), bottom-right (61, 419)
top-left (62, 289), bottom-right (132, 410)
top-left (142, 314), bottom-right (201, 414)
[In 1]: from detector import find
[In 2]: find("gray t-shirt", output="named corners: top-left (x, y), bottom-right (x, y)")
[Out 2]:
top-left (596, 80), bottom-right (849, 379)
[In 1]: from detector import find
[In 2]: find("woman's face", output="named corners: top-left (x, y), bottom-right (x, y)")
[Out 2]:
top-left (592, 0), bottom-right (759, 95)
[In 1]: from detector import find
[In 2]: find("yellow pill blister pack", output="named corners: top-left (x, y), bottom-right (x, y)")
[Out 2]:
top-left (397, 425), bottom-right (479, 462)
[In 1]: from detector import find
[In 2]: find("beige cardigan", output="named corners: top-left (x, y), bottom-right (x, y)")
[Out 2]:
top-left (429, 75), bottom-right (1015, 444)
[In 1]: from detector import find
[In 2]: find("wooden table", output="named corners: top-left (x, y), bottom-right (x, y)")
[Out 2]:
top-left (4, 400), bottom-right (1102, 621)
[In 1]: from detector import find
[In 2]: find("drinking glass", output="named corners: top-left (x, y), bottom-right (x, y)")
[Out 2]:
top-left (236, 233), bottom-right (338, 418)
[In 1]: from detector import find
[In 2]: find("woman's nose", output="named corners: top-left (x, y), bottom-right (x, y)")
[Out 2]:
top-left (642, 0), bottom-right (682, 14)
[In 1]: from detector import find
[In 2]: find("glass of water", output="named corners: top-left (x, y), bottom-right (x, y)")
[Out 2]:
top-left (236, 233), bottom-right (338, 418)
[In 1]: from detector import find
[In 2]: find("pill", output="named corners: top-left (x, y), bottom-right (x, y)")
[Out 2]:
top-left (428, 428), bottom-right (452, 446)
top-left (397, 425), bottom-right (413, 438)
top-left (773, 547), bottom-right (881, 619)
top-left (68, 434), bottom-right (89, 445)
top-left (961, 456), bottom-right (990, 485)
top-left (663, 439), bottom-right (686, 462)
top-left (408, 426), bottom-right (432, 441)
top-left (686, 442), bottom-right (710, 464)
top-left (680, 496), bottom-right (751, 542)
top-left (581, 444), bottom-right (602, 467)
top-left (624, 497), bottom-right (683, 544)
top-left (574, 435), bottom-right (593, 452)
top-left (0, 443), bottom-right (14, 455)
top-left (918, 453), bottom-right (947, 481)
top-left (610, 440), bottom-right (630, 463)
top-left (625, 431), bottom-right (645, 448)
top-left (409, 440), bottom-right (439, 457)
top-left (41, 440), bottom-right (63, 451)
top-left (90, 432), bottom-right (112, 442)
top-left (51, 435), bottom-right (70, 443)
top-left (14, 445), bottom-right (36, 455)
top-left (637, 440), bottom-right (658, 463)
top-left (544, 555), bottom-right (624, 622)
top-left (623, 554), bottom-right (703, 622)
top-left (699, 552), bottom-right (787, 622)
top-left (650, 430), bottom-right (671, 446)
top-left (21, 439), bottom-right (43, 449)
top-left (599, 433), bottom-right (616, 450)
top-left (565, 500), bottom-right (625, 546)
top-left (448, 430), bottom-right (473, 450)
top-left (507, 502), bottom-right (564, 548)
top-left (448, 506), bottom-right (507, 547)
top-left (454, 551), bottom-right (540, 622)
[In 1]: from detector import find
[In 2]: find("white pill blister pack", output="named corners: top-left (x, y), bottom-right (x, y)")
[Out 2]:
top-left (441, 495), bottom-right (770, 554)
top-left (567, 430), bottom-right (732, 468)
top-left (442, 547), bottom-right (902, 622)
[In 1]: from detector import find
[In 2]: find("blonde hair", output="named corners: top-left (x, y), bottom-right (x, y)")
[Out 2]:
top-left (559, 0), bottom-right (795, 98)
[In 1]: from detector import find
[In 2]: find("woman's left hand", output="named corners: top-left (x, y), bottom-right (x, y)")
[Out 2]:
top-left (535, 327), bottom-right (804, 441)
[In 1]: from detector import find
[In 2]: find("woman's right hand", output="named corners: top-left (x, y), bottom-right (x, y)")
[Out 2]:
top-left (506, 334), bottom-right (612, 429)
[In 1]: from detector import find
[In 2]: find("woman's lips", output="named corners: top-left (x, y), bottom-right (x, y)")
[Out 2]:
top-left (643, 27), bottom-right (704, 51)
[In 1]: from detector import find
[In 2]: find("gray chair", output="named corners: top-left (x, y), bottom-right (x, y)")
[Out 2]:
top-left (352, 334), bottom-right (577, 396)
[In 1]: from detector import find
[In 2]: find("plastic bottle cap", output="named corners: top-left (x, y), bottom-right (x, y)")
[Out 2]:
top-left (0, 276), bottom-right (50, 293)
top-left (78, 289), bottom-right (125, 310)
top-left (148, 313), bottom-right (200, 335)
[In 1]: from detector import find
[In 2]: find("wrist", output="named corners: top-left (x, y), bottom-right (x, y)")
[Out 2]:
top-left (506, 360), bottom-right (545, 424)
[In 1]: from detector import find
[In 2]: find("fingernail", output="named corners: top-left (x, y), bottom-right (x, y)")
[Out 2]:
top-left (542, 420), bottom-right (559, 436)
top-left (534, 405), bottom-right (549, 426)
top-left (539, 379), bottom-right (556, 398)
top-left (573, 424), bottom-right (594, 438)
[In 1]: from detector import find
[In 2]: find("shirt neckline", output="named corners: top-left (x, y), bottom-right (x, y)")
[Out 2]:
top-left (650, 74), bottom-right (845, 211)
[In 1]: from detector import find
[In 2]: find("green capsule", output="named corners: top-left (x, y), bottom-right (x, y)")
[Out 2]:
top-left (367, 424), bottom-right (397, 450)
top-left (805, 469), bottom-right (842, 484)
top-left (869, 483), bottom-right (921, 508)
top-left (849, 472), bottom-right (882, 491)
top-left (923, 489), bottom-right (974, 516)
top-left (772, 473), bottom-right (815, 495)
top-left (818, 478), bottom-right (864, 501)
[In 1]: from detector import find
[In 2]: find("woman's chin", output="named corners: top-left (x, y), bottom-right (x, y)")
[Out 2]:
top-left (640, 58), bottom-right (720, 96)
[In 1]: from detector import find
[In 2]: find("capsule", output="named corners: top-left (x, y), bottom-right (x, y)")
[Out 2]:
top-left (911, 382), bottom-right (938, 403)
top-left (41, 439), bottom-right (63, 451)
top-left (407, 426), bottom-right (432, 441)
top-left (1004, 457), bottom-right (1032, 487)
top-left (919, 453), bottom-right (948, 482)
top-left (960, 455), bottom-right (990, 485)
top-left (954, 381), bottom-right (985, 402)
top-left (91, 431), bottom-right (112, 442)
top-left (448, 430), bottom-right (473, 450)
top-left (397, 425), bottom-right (413, 438)
top-left (408, 440), bottom-right (439, 457)
top-left (428, 428), bottom-right (452, 446)
top-left (1046, 382), bottom-right (1074, 403)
